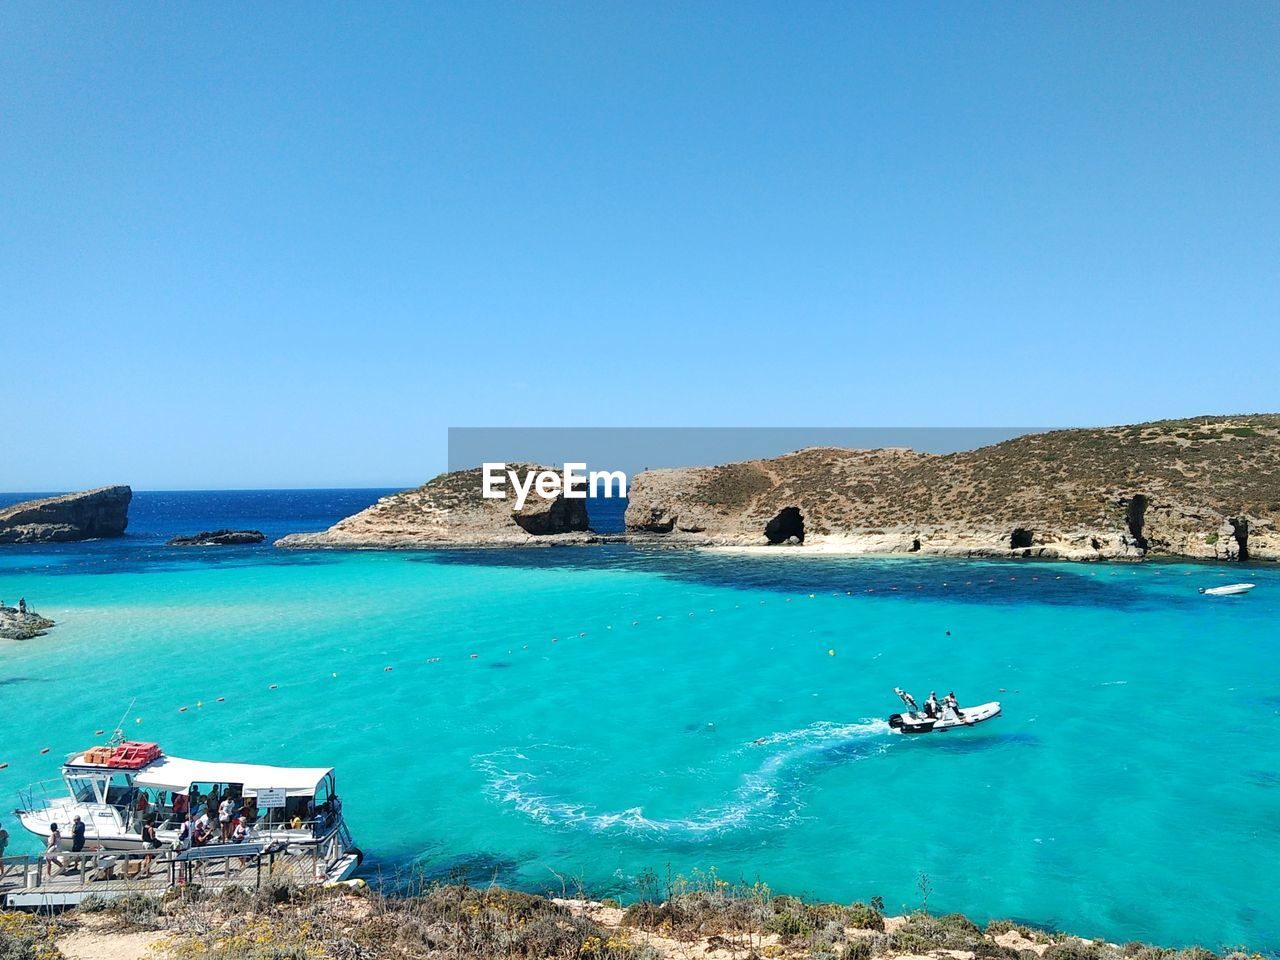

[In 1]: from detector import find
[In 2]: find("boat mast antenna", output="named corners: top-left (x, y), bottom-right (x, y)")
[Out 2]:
top-left (107, 698), bottom-right (137, 745)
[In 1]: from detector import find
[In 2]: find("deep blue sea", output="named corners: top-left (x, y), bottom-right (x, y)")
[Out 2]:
top-left (1, 489), bottom-right (1277, 951)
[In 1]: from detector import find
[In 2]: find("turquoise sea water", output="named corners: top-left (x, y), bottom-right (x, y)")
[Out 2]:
top-left (1, 494), bottom-right (1277, 950)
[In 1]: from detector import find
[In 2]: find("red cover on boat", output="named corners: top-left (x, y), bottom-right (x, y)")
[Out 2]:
top-left (106, 741), bottom-right (162, 769)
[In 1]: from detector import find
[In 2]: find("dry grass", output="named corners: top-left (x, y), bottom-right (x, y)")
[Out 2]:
top-left (39, 872), bottom-right (1265, 960)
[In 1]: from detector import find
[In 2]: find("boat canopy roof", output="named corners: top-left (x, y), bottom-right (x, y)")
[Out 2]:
top-left (67, 754), bottom-right (332, 798)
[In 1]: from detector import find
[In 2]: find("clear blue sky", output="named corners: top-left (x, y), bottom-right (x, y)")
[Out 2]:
top-left (2, 3), bottom-right (1277, 490)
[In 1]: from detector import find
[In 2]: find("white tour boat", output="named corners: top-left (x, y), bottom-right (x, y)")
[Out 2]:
top-left (14, 741), bottom-right (362, 880)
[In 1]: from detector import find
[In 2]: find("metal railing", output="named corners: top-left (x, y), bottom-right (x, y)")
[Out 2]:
top-left (0, 839), bottom-right (352, 902)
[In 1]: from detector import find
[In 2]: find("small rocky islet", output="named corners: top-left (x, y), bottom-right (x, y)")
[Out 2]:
top-left (0, 602), bottom-right (54, 640)
top-left (167, 529), bottom-right (266, 546)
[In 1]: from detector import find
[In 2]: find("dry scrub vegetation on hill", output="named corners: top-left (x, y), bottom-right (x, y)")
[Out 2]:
top-left (5, 874), bottom-right (1263, 960)
top-left (625, 415), bottom-right (1280, 561)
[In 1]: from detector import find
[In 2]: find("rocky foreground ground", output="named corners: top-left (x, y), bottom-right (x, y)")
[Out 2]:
top-left (4, 879), bottom-right (1256, 960)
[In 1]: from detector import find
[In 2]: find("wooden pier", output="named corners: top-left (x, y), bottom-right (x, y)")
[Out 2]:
top-left (0, 841), bottom-right (361, 909)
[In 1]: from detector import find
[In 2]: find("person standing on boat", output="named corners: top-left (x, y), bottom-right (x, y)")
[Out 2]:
top-left (174, 814), bottom-right (192, 852)
top-left (218, 795), bottom-right (234, 841)
top-left (925, 691), bottom-right (939, 718)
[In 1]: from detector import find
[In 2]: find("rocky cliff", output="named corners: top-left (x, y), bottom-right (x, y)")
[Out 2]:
top-left (0, 485), bottom-right (132, 543)
top-left (625, 415), bottom-right (1280, 561)
top-left (276, 465), bottom-right (594, 548)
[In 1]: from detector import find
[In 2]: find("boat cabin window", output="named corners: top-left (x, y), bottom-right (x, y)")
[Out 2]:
top-left (66, 772), bottom-right (136, 807)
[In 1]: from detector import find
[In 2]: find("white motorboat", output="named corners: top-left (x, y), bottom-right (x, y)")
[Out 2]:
top-left (1199, 583), bottom-right (1255, 596)
top-left (888, 688), bottom-right (1001, 734)
top-left (14, 740), bottom-right (362, 880)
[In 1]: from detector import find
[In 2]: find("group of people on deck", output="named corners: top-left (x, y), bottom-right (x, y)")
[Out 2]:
top-left (923, 690), bottom-right (961, 721)
top-left (169, 784), bottom-right (264, 852)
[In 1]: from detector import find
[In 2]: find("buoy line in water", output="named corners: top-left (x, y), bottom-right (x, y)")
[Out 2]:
top-left (0, 565), bottom-right (1192, 768)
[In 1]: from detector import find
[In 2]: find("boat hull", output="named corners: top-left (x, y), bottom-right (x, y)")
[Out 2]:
top-left (889, 701), bottom-right (1001, 734)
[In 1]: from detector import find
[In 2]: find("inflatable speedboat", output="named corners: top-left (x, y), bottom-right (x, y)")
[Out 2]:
top-left (1199, 583), bottom-right (1255, 597)
top-left (888, 688), bottom-right (1001, 734)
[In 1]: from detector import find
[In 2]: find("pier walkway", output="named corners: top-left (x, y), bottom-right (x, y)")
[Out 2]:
top-left (0, 840), bottom-right (360, 909)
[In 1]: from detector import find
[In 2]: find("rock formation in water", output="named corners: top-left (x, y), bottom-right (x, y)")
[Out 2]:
top-left (0, 603), bottom-right (55, 640)
top-left (624, 415), bottom-right (1280, 561)
top-left (168, 529), bottom-right (266, 546)
top-left (0, 486), bottom-right (132, 544)
top-left (276, 465), bottom-right (594, 548)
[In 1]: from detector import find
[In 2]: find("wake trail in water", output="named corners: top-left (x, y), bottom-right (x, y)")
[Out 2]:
top-left (474, 719), bottom-right (891, 841)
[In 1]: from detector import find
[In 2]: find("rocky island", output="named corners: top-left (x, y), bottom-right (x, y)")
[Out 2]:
top-left (0, 485), bottom-right (132, 543)
top-left (168, 529), bottom-right (266, 546)
top-left (278, 416), bottom-right (1280, 562)
top-left (0, 602), bottom-right (55, 640)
